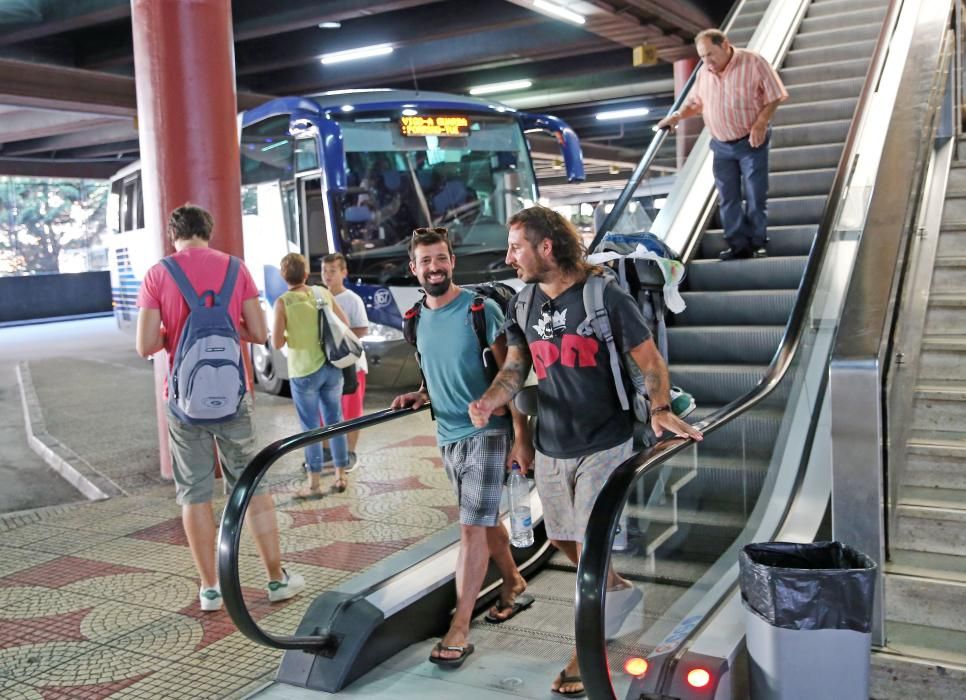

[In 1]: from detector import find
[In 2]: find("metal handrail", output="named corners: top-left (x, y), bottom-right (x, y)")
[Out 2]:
top-left (587, 0), bottom-right (752, 254)
top-left (217, 405), bottom-right (429, 651)
top-left (574, 0), bottom-right (904, 695)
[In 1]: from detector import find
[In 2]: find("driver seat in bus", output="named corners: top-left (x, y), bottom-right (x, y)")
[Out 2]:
top-left (432, 179), bottom-right (469, 216)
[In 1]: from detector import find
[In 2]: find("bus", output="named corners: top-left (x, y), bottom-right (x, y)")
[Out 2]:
top-left (108, 89), bottom-right (584, 391)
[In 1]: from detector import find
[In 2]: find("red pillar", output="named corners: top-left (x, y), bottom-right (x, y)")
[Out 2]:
top-left (131, 0), bottom-right (243, 479)
top-left (674, 57), bottom-right (700, 169)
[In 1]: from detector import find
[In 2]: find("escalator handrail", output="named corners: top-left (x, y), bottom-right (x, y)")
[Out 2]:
top-left (217, 404), bottom-right (430, 651)
top-left (575, 0), bottom-right (903, 696)
top-left (588, 0), bottom-right (751, 254)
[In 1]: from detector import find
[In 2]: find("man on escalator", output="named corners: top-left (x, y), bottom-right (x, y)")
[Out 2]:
top-left (657, 28), bottom-right (788, 261)
top-left (469, 206), bottom-right (703, 697)
top-left (391, 227), bottom-right (534, 669)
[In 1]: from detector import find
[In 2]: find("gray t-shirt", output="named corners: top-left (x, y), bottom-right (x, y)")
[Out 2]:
top-left (504, 278), bottom-right (651, 458)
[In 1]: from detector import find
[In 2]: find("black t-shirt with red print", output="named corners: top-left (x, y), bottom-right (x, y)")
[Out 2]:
top-left (504, 277), bottom-right (651, 459)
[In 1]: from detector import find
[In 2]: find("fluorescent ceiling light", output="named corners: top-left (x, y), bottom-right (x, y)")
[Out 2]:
top-left (340, 104), bottom-right (355, 112)
top-left (533, 0), bottom-right (586, 25)
top-left (469, 79), bottom-right (532, 96)
top-left (320, 43), bottom-right (393, 65)
top-left (318, 21), bottom-right (341, 29)
top-left (596, 107), bottom-right (650, 120)
top-left (322, 88), bottom-right (391, 95)
top-left (401, 108), bottom-right (418, 116)
top-left (653, 198), bottom-right (667, 209)
top-left (261, 139), bottom-right (289, 152)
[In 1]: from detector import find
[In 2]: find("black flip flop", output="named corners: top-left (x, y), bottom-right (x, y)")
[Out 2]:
top-left (484, 592), bottom-right (535, 623)
top-left (428, 642), bottom-right (474, 668)
top-left (551, 670), bottom-right (586, 697)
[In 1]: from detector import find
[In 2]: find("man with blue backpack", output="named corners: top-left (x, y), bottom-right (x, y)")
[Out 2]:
top-left (136, 204), bottom-right (304, 612)
top-left (469, 206), bottom-right (703, 697)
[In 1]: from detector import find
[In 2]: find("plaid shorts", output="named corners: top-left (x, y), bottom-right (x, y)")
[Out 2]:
top-left (440, 431), bottom-right (509, 527)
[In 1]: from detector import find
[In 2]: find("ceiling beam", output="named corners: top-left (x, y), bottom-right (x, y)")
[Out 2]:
top-left (0, 157), bottom-right (134, 179)
top-left (620, 0), bottom-right (711, 35)
top-left (502, 0), bottom-right (687, 60)
top-left (232, 0), bottom-right (445, 42)
top-left (0, 59), bottom-right (273, 116)
top-left (248, 20), bottom-right (617, 94)
top-left (0, 0), bottom-right (129, 48)
top-left (0, 112), bottom-right (122, 144)
top-left (2, 122), bottom-right (138, 156)
top-left (234, 2), bottom-right (539, 78)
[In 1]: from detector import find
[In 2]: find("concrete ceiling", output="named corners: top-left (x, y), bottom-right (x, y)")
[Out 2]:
top-left (0, 0), bottom-right (731, 179)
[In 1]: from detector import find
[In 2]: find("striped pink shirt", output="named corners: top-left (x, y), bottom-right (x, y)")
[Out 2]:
top-left (686, 47), bottom-right (788, 142)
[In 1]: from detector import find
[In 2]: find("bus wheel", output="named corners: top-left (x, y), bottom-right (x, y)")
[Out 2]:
top-left (252, 342), bottom-right (288, 396)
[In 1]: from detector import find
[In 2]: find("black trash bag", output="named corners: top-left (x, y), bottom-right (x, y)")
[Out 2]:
top-left (739, 541), bottom-right (877, 633)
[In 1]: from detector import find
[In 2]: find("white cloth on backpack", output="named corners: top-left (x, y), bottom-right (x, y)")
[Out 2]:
top-left (588, 244), bottom-right (686, 314)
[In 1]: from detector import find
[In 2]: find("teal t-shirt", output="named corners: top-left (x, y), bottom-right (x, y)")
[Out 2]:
top-left (416, 289), bottom-right (512, 445)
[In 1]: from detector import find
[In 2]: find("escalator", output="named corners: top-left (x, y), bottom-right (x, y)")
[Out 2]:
top-left (215, 0), bottom-right (950, 697)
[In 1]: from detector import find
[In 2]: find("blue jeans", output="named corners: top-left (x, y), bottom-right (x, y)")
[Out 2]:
top-left (290, 363), bottom-right (349, 471)
top-left (710, 130), bottom-right (770, 250)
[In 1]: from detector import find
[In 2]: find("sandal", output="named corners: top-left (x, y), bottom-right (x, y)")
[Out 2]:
top-left (551, 669), bottom-right (586, 697)
top-left (330, 477), bottom-right (348, 494)
top-left (428, 641), bottom-right (475, 668)
top-left (485, 592), bottom-right (535, 623)
top-left (293, 485), bottom-right (323, 499)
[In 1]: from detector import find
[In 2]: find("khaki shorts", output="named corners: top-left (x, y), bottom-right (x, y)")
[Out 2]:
top-left (535, 438), bottom-right (635, 542)
top-left (166, 395), bottom-right (259, 505)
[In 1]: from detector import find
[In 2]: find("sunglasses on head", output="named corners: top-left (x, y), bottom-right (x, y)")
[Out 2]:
top-left (412, 227), bottom-right (448, 239)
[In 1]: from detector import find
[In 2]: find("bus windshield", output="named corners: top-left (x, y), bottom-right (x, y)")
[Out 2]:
top-left (334, 114), bottom-right (537, 264)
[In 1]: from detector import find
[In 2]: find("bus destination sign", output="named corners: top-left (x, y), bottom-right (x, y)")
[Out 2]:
top-left (400, 115), bottom-right (470, 137)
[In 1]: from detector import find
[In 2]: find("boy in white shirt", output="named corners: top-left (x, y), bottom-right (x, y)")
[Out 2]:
top-left (322, 253), bottom-right (369, 467)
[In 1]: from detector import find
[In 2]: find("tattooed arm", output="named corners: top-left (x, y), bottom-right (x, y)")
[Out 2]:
top-left (469, 343), bottom-right (532, 429)
top-left (628, 339), bottom-right (703, 441)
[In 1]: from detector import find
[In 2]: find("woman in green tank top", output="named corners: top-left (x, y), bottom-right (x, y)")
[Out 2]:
top-left (272, 253), bottom-right (352, 496)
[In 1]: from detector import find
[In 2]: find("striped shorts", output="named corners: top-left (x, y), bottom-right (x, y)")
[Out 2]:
top-left (440, 431), bottom-right (510, 527)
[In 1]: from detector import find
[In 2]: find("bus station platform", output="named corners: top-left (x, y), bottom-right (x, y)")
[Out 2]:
top-left (1, 319), bottom-right (447, 699)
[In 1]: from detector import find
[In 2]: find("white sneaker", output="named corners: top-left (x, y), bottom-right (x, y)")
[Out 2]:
top-left (267, 569), bottom-right (305, 603)
top-left (199, 585), bottom-right (223, 612)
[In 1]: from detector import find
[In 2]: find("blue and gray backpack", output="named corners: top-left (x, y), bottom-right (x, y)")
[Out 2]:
top-left (161, 255), bottom-right (246, 425)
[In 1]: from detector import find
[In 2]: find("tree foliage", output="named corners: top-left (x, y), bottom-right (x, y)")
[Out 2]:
top-left (0, 178), bottom-right (108, 275)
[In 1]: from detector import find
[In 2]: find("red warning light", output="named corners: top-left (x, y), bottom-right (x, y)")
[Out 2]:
top-left (624, 657), bottom-right (649, 677)
top-left (687, 668), bottom-right (712, 688)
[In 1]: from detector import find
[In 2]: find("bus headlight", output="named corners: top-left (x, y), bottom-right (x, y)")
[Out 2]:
top-left (364, 323), bottom-right (404, 343)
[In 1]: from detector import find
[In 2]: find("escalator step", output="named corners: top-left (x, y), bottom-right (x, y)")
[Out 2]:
top-left (710, 195), bottom-right (826, 229)
top-left (785, 77), bottom-right (865, 106)
top-left (793, 21), bottom-right (882, 50)
top-left (781, 57), bottom-right (870, 85)
top-left (770, 143), bottom-right (844, 172)
top-left (687, 405), bottom-right (784, 455)
top-left (668, 326), bottom-right (784, 365)
top-left (799, 7), bottom-right (886, 35)
top-left (784, 40), bottom-right (878, 69)
top-left (700, 226), bottom-right (816, 258)
top-left (676, 289), bottom-right (797, 326)
top-left (669, 364), bottom-right (783, 406)
top-left (772, 119), bottom-right (850, 148)
top-left (807, 0), bottom-right (888, 19)
top-left (770, 168), bottom-right (836, 198)
top-left (772, 97), bottom-right (859, 127)
top-left (686, 256), bottom-right (807, 292)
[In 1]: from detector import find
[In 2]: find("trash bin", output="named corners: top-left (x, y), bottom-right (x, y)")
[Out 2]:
top-left (739, 541), bottom-right (877, 700)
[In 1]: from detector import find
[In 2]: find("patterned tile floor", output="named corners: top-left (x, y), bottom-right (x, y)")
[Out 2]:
top-left (0, 403), bottom-right (449, 699)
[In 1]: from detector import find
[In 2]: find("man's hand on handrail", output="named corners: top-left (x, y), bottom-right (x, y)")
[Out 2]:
top-left (391, 389), bottom-right (430, 410)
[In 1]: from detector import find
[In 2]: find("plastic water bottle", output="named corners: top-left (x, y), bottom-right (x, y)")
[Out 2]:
top-left (508, 462), bottom-right (534, 548)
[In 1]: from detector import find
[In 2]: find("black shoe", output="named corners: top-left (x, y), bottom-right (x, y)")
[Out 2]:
top-left (719, 246), bottom-right (751, 261)
top-left (752, 246), bottom-right (768, 258)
